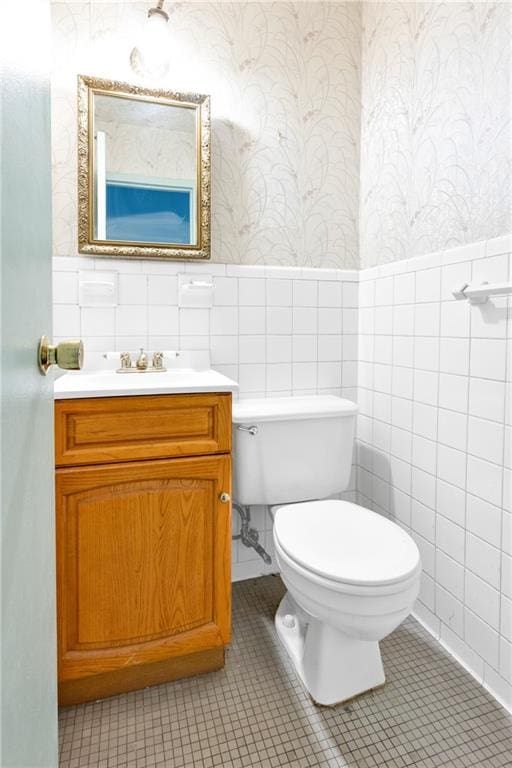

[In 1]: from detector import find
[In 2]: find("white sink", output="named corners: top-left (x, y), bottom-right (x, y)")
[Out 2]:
top-left (54, 350), bottom-right (238, 399)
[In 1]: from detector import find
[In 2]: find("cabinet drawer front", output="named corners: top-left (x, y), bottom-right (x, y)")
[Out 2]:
top-left (56, 455), bottom-right (231, 683)
top-left (56, 393), bottom-right (231, 466)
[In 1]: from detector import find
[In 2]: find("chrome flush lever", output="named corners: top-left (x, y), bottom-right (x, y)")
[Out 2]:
top-left (236, 425), bottom-right (259, 436)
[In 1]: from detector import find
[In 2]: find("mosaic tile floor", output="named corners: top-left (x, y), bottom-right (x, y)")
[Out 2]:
top-left (59, 576), bottom-right (512, 768)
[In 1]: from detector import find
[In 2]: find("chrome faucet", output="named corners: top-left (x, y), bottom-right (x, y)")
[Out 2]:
top-left (116, 349), bottom-right (166, 373)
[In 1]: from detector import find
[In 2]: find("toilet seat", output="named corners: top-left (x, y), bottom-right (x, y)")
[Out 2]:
top-left (273, 499), bottom-right (421, 588)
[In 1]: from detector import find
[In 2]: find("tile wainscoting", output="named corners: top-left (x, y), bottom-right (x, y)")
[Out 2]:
top-left (356, 234), bottom-right (512, 712)
top-left (52, 257), bottom-right (359, 582)
top-left (52, 234), bottom-right (512, 710)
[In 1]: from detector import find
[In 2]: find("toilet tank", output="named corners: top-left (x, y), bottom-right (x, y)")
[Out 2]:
top-left (232, 396), bottom-right (358, 506)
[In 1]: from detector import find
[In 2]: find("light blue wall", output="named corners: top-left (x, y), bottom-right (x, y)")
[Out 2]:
top-left (1, 0), bottom-right (58, 765)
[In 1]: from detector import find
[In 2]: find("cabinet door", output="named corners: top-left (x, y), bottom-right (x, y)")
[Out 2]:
top-left (56, 454), bottom-right (231, 701)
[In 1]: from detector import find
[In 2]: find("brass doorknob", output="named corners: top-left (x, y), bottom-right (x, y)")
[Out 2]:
top-left (38, 335), bottom-right (84, 375)
top-left (219, 492), bottom-right (231, 503)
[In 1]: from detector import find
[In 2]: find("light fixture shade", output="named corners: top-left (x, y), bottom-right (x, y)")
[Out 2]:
top-left (130, 10), bottom-right (170, 79)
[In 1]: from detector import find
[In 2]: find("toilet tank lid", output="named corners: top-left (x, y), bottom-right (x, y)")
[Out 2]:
top-left (232, 395), bottom-right (357, 423)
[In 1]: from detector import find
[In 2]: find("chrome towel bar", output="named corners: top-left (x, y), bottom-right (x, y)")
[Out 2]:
top-left (452, 281), bottom-right (512, 304)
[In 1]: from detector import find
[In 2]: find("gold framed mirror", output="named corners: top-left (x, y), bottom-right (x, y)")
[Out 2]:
top-left (77, 75), bottom-right (210, 260)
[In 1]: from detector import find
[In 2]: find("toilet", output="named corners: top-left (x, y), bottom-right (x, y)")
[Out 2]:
top-left (232, 395), bottom-right (421, 706)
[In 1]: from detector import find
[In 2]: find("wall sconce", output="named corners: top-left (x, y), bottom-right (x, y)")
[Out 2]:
top-left (130, 0), bottom-right (170, 79)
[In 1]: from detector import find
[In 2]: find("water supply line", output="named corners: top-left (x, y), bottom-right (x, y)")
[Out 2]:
top-left (232, 502), bottom-right (272, 565)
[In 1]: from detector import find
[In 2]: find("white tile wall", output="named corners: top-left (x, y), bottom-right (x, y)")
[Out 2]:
top-left (53, 256), bottom-right (359, 582)
top-left (54, 258), bottom-right (359, 399)
top-left (53, 237), bottom-right (512, 710)
top-left (356, 235), bottom-right (512, 711)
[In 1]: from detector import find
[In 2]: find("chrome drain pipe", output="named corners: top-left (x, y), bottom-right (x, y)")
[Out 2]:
top-left (232, 502), bottom-right (272, 565)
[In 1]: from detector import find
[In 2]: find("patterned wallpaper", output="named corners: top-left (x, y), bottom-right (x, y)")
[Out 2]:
top-left (50, 1), bottom-right (361, 269)
top-left (360, 1), bottom-right (512, 268)
top-left (51, 1), bottom-right (512, 271)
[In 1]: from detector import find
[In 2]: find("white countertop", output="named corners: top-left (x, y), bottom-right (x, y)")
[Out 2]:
top-left (54, 367), bottom-right (238, 400)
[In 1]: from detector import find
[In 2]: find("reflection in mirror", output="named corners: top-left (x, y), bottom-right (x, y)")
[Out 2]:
top-left (78, 76), bottom-right (210, 260)
top-left (93, 95), bottom-right (197, 245)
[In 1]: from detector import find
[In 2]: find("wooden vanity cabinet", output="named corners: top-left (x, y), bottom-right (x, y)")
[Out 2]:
top-left (55, 393), bottom-right (232, 706)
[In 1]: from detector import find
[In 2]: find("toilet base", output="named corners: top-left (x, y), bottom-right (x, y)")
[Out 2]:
top-left (275, 593), bottom-right (386, 706)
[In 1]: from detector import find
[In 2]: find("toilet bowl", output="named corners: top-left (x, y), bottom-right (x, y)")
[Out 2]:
top-left (272, 499), bottom-right (421, 705)
top-left (232, 395), bottom-right (422, 706)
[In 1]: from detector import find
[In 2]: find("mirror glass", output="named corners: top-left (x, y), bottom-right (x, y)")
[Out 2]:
top-left (78, 77), bottom-right (210, 260)
top-left (93, 94), bottom-right (198, 246)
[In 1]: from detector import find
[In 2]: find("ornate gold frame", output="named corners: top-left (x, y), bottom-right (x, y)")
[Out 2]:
top-left (77, 75), bottom-right (211, 260)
